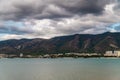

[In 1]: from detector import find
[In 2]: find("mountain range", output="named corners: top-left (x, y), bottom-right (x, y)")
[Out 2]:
top-left (0, 32), bottom-right (120, 55)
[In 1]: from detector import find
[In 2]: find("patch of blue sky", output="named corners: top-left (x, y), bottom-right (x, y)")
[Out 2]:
top-left (107, 23), bottom-right (120, 32)
top-left (4, 20), bottom-right (24, 27)
top-left (112, 23), bottom-right (120, 30)
top-left (0, 33), bottom-right (7, 37)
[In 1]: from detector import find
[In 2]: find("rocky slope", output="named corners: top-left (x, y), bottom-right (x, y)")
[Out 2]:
top-left (0, 32), bottom-right (120, 54)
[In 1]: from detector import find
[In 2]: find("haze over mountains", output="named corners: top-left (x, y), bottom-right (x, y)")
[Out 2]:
top-left (0, 32), bottom-right (119, 55)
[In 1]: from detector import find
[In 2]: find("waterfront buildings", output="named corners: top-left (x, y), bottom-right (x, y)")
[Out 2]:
top-left (105, 50), bottom-right (120, 57)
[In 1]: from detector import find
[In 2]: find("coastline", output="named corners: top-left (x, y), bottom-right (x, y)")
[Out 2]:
top-left (0, 53), bottom-right (120, 59)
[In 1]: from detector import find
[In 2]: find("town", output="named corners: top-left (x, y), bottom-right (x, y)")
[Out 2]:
top-left (0, 50), bottom-right (120, 58)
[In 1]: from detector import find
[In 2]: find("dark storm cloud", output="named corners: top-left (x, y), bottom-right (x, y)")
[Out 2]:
top-left (0, 0), bottom-right (70, 21)
top-left (57, 0), bottom-right (109, 15)
top-left (0, 0), bottom-right (114, 21)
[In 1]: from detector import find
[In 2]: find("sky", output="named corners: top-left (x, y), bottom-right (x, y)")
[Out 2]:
top-left (0, 0), bottom-right (120, 40)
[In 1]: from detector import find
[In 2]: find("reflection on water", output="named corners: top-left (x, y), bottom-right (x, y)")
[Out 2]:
top-left (0, 58), bottom-right (120, 80)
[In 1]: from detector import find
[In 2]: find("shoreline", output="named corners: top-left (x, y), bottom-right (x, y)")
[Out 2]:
top-left (1, 56), bottom-right (120, 59)
top-left (0, 53), bottom-right (120, 58)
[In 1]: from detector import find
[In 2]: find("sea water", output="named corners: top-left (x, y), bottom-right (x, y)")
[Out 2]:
top-left (0, 58), bottom-right (120, 80)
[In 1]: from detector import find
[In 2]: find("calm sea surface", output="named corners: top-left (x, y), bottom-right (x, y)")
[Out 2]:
top-left (0, 58), bottom-right (120, 80)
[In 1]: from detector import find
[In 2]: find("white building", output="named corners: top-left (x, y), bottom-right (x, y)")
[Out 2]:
top-left (20, 53), bottom-right (23, 57)
top-left (105, 50), bottom-right (120, 57)
top-left (114, 51), bottom-right (120, 57)
top-left (0, 54), bottom-right (8, 58)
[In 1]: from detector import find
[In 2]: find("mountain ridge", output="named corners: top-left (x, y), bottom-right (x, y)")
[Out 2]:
top-left (0, 32), bottom-right (120, 55)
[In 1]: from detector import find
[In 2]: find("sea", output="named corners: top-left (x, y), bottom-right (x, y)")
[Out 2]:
top-left (0, 58), bottom-right (120, 80)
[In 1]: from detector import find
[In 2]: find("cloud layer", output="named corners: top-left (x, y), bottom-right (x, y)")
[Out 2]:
top-left (0, 0), bottom-right (120, 40)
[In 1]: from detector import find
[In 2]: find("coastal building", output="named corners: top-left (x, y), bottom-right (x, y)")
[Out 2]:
top-left (0, 54), bottom-right (8, 58)
top-left (114, 51), bottom-right (120, 57)
top-left (20, 53), bottom-right (23, 57)
top-left (105, 50), bottom-right (120, 57)
top-left (8, 54), bottom-right (17, 58)
top-left (43, 54), bottom-right (50, 58)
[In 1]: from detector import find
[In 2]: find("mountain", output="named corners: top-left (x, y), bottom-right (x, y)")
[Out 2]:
top-left (0, 32), bottom-right (120, 55)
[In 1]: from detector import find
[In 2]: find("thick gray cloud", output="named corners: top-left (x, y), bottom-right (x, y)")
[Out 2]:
top-left (56, 0), bottom-right (110, 14)
top-left (0, 0), bottom-right (116, 21)
top-left (0, 0), bottom-right (119, 40)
